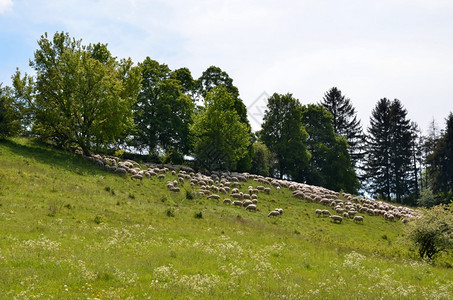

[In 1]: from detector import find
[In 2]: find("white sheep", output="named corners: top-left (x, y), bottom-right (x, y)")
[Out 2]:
top-left (207, 194), bottom-right (220, 200)
top-left (245, 204), bottom-right (257, 212)
top-left (268, 210), bottom-right (280, 217)
top-left (329, 215), bottom-right (343, 224)
top-left (223, 198), bottom-right (231, 205)
top-left (315, 209), bottom-right (322, 217)
top-left (321, 210), bottom-right (331, 217)
top-left (353, 215), bottom-right (364, 223)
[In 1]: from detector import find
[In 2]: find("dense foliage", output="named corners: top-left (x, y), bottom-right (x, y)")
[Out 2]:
top-left (30, 32), bottom-right (142, 154)
top-left (320, 87), bottom-right (364, 168)
top-left (260, 93), bottom-right (311, 179)
top-left (300, 104), bottom-right (359, 193)
top-left (407, 204), bottom-right (453, 260)
top-left (365, 98), bottom-right (417, 204)
top-left (191, 86), bottom-right (251, 171)
top-left (1, 31), bottom-right (452, 206)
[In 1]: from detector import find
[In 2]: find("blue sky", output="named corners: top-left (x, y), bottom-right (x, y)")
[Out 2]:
top-left (1, 0), bottom-right (453, 131)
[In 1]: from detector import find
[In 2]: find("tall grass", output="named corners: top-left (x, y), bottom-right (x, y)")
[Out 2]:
top-left (0, 138), bottom-right (452, 299)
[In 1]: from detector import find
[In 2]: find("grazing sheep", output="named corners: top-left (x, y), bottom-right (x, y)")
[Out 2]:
top-left (131, 174), bottom-right (143, 181)
top-left (170, 187), bottom-right (180, 192)
top-left (223, 198), bottom-right (231, 205)
top-left (245, 204), bottom-right (257, 212)
top-left (315, 209), bottom-right (322, 217)
top-left (242, 200), bottom-right (253, 207)
top-left (251, 194), bottom-right (258, 199)
top-left (275, 208), bottom-right (283, 215)
top-left (329, 215), bottom-right (343, 224)
top-left (207, 194), bottom-right (220, 200)
top-left (251, 199), bottom-right (258, 204)
top-left (115, 167), bottom-right (127, 175)
top-left (343, 212), bottom-right (349, 219)
top-left (233, 200), bottom-right (243, 207)
top-left (268, 210), bottom-right (280, 217)
top-left (257, 185), bottom-right (265, 191)
top-left (264, 187), bottom-right (271, 194)
top-left (321, 210), bottom-right (331, 217)
top-left (230, 193), bottom-right (242, 199)
top-left (158, 174), bottom-right (165, 180)
top-left (401, 218), bottom-right (409, 224)
top-left (353, 215), bottom-right (364, 223)
top-left (277, 186), bottom-right (281, 193)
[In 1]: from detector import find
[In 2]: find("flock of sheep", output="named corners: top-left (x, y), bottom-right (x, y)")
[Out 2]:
top-left (81, 152), bottom-right (418, 224)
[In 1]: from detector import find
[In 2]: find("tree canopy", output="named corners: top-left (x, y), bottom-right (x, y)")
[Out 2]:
top-left (30, 32), bottom-right (141, 154)
top-left (133, 57), bottom-right (194, 159)
top-left (320, 87), bottom-right (364, 168)
top-left (191, 86), bottom-right (251, 171)
top-left (260, 93), bottom-right (311, 180)
top-left (300, 104), bottom-right (359, 193)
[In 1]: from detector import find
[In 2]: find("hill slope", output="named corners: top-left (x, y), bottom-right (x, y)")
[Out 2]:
top-left (0, 138), bottom-right (452, 299)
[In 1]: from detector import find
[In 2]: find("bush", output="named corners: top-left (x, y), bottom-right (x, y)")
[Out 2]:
top-left (406, 204), bottom-right (453, 261)
top-left (194, 212), bottom-right (203, 219)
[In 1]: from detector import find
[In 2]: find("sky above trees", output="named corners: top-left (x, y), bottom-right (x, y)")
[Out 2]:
top-left (1, 0), bottom-right (452, 131)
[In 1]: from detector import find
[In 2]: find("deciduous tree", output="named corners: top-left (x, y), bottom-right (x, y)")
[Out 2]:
top-left (260, 93), bottom-right (310, 179)
top-left (30, 32), bottom-right (141, 154)
top-left (191, 86), bottom-right (251, 171)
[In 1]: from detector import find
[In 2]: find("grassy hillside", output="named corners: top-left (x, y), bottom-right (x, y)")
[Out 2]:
top-left (0, 138), bottom-right (452, 299)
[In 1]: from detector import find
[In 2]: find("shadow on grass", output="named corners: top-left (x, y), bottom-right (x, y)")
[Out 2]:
top-left (0, 138), bottom-right (106, 175)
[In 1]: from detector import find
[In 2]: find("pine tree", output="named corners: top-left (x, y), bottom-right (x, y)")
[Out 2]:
top-left (366, 98), bottom-right (392, 201)
top-left (389, 99), bottom-right (415, 203)
top-left (427, 113), bottom-right (453, 198)
top-left (366, 98), bottom-right (417, 203)
top-left (320, 87), bottom-right (364, 167)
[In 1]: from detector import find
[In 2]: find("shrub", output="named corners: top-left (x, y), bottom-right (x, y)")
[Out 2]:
top-left (406, 204), bottom-right (453, 261)
top-left (194, 212), bottom-right (203, 219)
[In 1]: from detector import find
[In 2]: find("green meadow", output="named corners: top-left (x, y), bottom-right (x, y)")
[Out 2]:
top-left (0, 138), bottom-right (452, 299)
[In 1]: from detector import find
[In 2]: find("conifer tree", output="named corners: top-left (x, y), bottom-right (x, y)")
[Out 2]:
top-left (320, 87), bottom-right (364, 167)
top-left (366, 98), bottom-right (417, 203)
top-left (427, 113), bottom-right (453, 198)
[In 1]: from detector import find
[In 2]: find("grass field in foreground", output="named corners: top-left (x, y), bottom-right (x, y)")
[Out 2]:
top-left (0, 138), bottom-right (452, 299)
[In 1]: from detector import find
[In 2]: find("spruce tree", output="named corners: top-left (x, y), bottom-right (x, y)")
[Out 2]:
top-left (366, 98), bottom-right (392, 201)
top-left (427, 113), bottom-right (453, 198)
top-left (320, 87), bottom-right (364, 167)
top-left (366, 98), bottom-right (417, 203)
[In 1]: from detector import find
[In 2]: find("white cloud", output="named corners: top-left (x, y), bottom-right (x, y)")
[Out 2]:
top-left (0, 0), bottom-right (13, 14)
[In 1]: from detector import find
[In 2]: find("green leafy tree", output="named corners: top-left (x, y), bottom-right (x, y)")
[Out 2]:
top-left (320, 87), bottom-right (364, 167)
top-left (170, 67), bottom-right (195, 95)
top-left (133, 58), bottom-right (194, 159)
top-left (30, 32), bottom-right (141, 154)
top-left (191, 86), bottom-right (251, 171)
top-left (0, 84), bottom-right (21, 139)
top-left (300, 104), bottom-right (359, 193)
top-left (260, 93), bottom-right (310, 179)
top-left (196, 66), bottom-right (252, 171)
top-left (407, 205), bottom-right (453, 260)
top-left (10, 71), bottom-right (35, 134)
top-left (251, 141), bottom-right (274, 177)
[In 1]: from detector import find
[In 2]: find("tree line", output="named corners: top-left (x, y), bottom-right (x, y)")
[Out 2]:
top-left (1, 32), bottom-right (452, 206)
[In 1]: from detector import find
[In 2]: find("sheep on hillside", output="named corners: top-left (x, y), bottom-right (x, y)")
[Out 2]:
top-left (245, 204), bottom-right (257, 212)
top-left (353, 215), bottom-right (364, 223)
top-left (329, 215), bottom-right (343, 224)
top-left (268, 210), bottom-right (280, 217)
